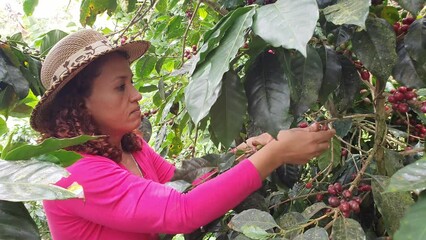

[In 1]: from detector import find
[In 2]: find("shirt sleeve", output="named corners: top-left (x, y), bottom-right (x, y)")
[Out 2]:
top-left (138, 139), bottom-right (175, 184)
top-left (54, 156), bottom-right (262, 234)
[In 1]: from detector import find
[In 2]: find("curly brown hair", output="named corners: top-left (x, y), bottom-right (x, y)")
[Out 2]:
top-left (38, 51), bottom-right (141, 162)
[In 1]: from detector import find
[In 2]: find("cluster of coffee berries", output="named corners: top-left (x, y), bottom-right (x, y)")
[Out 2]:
top-left (184, 45), bottom-right (198, 60)
top-left (392, 116), bottom-right (426, 142)
top-left (353, 60), bottom-right (370, 81)
top-left (393, 17), bottom-right (415, 36)
top-left (120, 36), bottom-right (128, 45)
top-left (185, 9), bottom-right (193, 19)
top-left (387, 86), bottom-right (417, 113)
top-left (322, 182), bottom-right (370, 218)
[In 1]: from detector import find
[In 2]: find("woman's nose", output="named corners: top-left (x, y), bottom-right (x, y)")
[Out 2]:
top-left (130, 86), bottom-right (142, 102)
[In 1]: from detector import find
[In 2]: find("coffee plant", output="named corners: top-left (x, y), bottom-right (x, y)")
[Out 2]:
top-left (1, 0), bottom-right (426, 239)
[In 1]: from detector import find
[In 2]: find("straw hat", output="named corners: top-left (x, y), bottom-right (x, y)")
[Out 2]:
top-left (30, 29), bottom-right (150, 132)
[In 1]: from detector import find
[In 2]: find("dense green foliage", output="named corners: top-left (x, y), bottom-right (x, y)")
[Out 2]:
top-left (1, 0), bottom-right (426, 239)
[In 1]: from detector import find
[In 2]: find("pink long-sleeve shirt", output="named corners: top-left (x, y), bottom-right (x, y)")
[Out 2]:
top-left (43, 140), bottom-right (262, 240)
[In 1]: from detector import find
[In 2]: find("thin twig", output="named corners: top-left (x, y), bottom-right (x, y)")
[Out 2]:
top-left (180, 0), bottom-right (202, 67)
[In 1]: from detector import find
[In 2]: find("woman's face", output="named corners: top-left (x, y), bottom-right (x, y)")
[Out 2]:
top-left (84, 53), bottom-right (142, 140)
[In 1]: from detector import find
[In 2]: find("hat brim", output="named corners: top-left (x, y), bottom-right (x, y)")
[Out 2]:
top-left (30, 40), bottom-right (150, 132)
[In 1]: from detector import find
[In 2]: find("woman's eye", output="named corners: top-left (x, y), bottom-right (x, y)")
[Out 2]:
top-left (117, 84), bottom-right (126, 91)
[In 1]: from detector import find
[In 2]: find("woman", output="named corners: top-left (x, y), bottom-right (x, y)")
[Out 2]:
top-left (30, 29), bottom-right (335, 240)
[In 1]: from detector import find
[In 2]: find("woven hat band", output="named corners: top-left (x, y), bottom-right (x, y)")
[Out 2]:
top-left (52, 39), bottom-right (114, 84)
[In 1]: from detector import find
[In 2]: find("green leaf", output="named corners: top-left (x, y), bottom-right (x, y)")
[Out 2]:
top-left (135, 55), bottom-right (157, 79)
top-left (185, 8), bottom-right (255, 124)
top-left (384, 149), bottom-right (404, 176)
top-left (220, 0), bottom-right (245, 10)
top-left (80, 0), bottom-right (117, 26)
top-left (386, 157), bottom-right (426, 192)
top-left (323, 0), bottom-right (370, 29)
top-left (277, 212), bottom-right (307, 239)
top-left (372, 175), bottom-right (414, 235)
top-left (0, 201), bottom-right (40, 240)
top-left (0, 57), bottom-right (29, 99)
top-left (380, 6), bottom-right (400, 25)
top-left (286, 46), bottom-right (323, 116)
top-left (318, 47), bottom-right (342, 105)
top-left (393, 42), bottom-right (426, 88)
top-left (229, 209), bottom-right (279, 232)
top-left (252, 0), bottom-right (319, 56)
top-left (394, 196), bottom-right (426, 240)
top-left (293, 227), bottom-right (329, 240)
top-left (3, 135), bottom-right (98, 160)
top-left (210, 71), bottom-right (247, 148)
top-left (352, 17), bottom-right (397, 89)
top-left (39, 29), bottom-right (68, 56)
top-left (0, 117), bottom-right (7, 136)
top-left (33, 150), bottom-right (83, 167)
top-left (23, 0), bottom-right (39, 16)
top-left (245, 51), bottom-right (293, 137)
top-left (118, 0), bottom-right (136, 12)
top-left (317, 137), bottom-right (341, 171)
top-left (405, 18), bottom-right (426, 65)
top-left (331, 217), bottom-right (366, 240)
top-left (0, 159), bottom-right (81, 201)
top-left (241, 225), bottom-right (271, 240)
top-left (302, 202), bottom-right (328, 220)
top-left (332, 118), bottom-right (352, 137)
top-left (334, 55), bottom-right (361, 113)
top-left (155, 0), bottom-right (168, 12)
top-left (171, 157), bottom-right (216, 183)
top-left (394, 0), bottom-right (425, 16)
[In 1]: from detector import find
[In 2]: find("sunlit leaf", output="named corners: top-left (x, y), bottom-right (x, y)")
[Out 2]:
top-left (372, 175), bottom-right (414, 235)
top-left (80, 0), bottom-right (117, 26)
top-left (38, 29), bottom-right (68, 56)
top-left (185, 8), bottom-right (255, 124)
top-left (386, 157), bottom-right (426, 192)
top-left (253, 0), bottom-right (319, 56)
top-left (23, 0), bottom-right (39, 16)
top-left (229, 209), bottom-right (278, 232)
top-left (0, 159), bottom-right (80, 201)
top-left (324, 0), bottom-right (370, 29)
top-left (135, 55), bottom-right (157, 79)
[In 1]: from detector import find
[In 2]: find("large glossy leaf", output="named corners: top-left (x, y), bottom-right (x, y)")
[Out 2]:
top-left (185, 8), bottom-right (255, 124)
top-left (80, 0), bottom-right (117, 26)
top-left (0, 57), bottom-right (29, 99)
top-left (386, 158), bottom-right (426, 192)
top-left (252, 0), bottom-right (319, 56)
top-left (323, 0), bottom-right (370, 29)
top-left (293, 227), bottom-right (329, 240)
top-left (383, 149), bottom-right (404, 176)
top-left (39, 29), bottom-right (68, 56)
top-left (33, 150), bottom-right (83, 167)
top-left (318, 47), bottom-right (342, 104)
top-left (229, 209), bottom-right (279, 232)
top-left (333, 25), bottom-right (356, 46)
top-left (23, 0), bottom-right (39, 16)
top-left (394, 0), bottom-right (425, 15)
top-left (193, 7), bottom-right (254, 73)
top-left (405, 18), bottom-right (426, 64)
top-left (393, 196), bottom-right (426, 240)
top-left (334, 55), bottom-right (361, 113)
top-left (3, 135), bottom-right (98, 160)
top-left (171, 157), bottom-right (216, 183)
top-left (352, 17), bottom-right (397, 90)
top-left (286, 46), bottom-right (323, 116)
top-left (245, 51), bottom-right (293, 137)
top-left (393, 41), bottom-right (426, 88)
top-left (0, 159), bottom-right (80, 201)
top-left (302, 202), bottom-right (328, 220)
top-left (331, 217), bottom-right (366, 240)
top-left (0, 201), bottom-right (40, 240)
top-left (372, 175), bottom-right (414, 235)
top-left (210, 71), bottom-right (247, 148)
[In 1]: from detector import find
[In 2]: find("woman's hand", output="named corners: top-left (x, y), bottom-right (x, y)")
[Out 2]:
top-left (248, 123), bottom-right (335, 179)
top-left (236, 132), bottom-right (274, 152)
